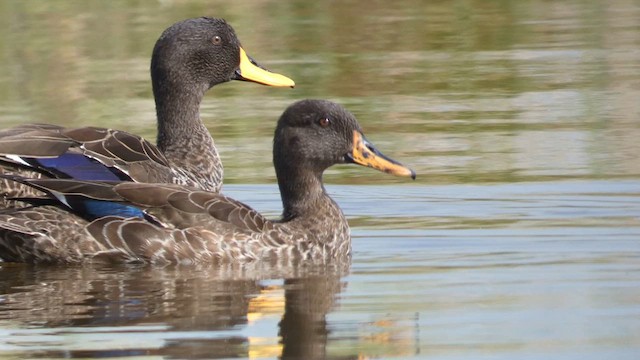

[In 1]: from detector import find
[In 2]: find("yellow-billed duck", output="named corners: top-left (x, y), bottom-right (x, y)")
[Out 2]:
top-left (0, 17), bottom-right (294, 204)
top-left (0, 100), bottom-right (414, 264)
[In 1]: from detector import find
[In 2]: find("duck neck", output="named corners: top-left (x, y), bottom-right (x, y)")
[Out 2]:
top-left (154, 82), bottom-right (210, 152)
top-left (153, 77), bottom-right (221, 189)
top-left (277, 166), bottom-right (336, 221)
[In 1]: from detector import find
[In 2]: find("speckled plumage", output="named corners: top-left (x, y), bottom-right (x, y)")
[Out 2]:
top-left (0, 187), bottom-right (350, 264)
top-left (0, 100), bottom-right (414, 264)
top-left (0, 17), bottom-right (294, 205)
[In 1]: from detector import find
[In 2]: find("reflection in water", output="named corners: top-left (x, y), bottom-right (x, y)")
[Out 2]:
top-left (0, 1), bottom-right (638, 185)
top-left (0, 261), bottom-right (349, 359)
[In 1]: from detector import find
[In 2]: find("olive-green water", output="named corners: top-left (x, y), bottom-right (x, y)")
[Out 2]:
top-left (0, 1), bottom-right (639, 359)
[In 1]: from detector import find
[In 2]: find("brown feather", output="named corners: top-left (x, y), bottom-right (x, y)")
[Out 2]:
top-left (0, 100), bottom-right (415, 265)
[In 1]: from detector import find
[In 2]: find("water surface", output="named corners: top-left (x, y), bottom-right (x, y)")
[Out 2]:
top-left (0, 0), bottom-right (639, 359)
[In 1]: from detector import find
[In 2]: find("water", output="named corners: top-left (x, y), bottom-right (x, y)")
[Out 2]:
top-left (1, 0), bottom-right (640, 359)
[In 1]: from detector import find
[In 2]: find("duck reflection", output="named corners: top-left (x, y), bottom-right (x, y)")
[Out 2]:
top-left (0, 260), bottom-right (350, 359)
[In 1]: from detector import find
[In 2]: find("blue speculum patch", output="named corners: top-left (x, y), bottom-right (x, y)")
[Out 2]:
top-left (33, 153), bottom-right (124, 181)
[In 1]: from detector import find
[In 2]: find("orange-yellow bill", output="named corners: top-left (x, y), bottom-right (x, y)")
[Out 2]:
top-left (236, 47), bottom-right (295, 88)
top-left (347, 130), bottom-right (416, 179)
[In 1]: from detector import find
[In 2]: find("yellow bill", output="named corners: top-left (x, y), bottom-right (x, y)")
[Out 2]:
top-left (236, 47), bottom-right (295, 88)
top-left (348, 130), bottom-right (416, 179)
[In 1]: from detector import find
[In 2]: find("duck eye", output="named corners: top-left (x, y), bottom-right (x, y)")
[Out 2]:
top-left (212, 35), bottom-right (222, 45)
top-left (319, 118), bottom-right (330, 127)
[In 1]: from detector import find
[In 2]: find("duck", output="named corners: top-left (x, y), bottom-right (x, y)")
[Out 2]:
top-left (0, 100), bottom-right (415, 264)
top-left (0, 17), bottom-right (294, 205)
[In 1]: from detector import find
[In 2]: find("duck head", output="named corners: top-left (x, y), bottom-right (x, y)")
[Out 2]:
top-left (273, 99), bottom-right (415, 182)
top-left (151, 17), bottom-right (294, 95)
